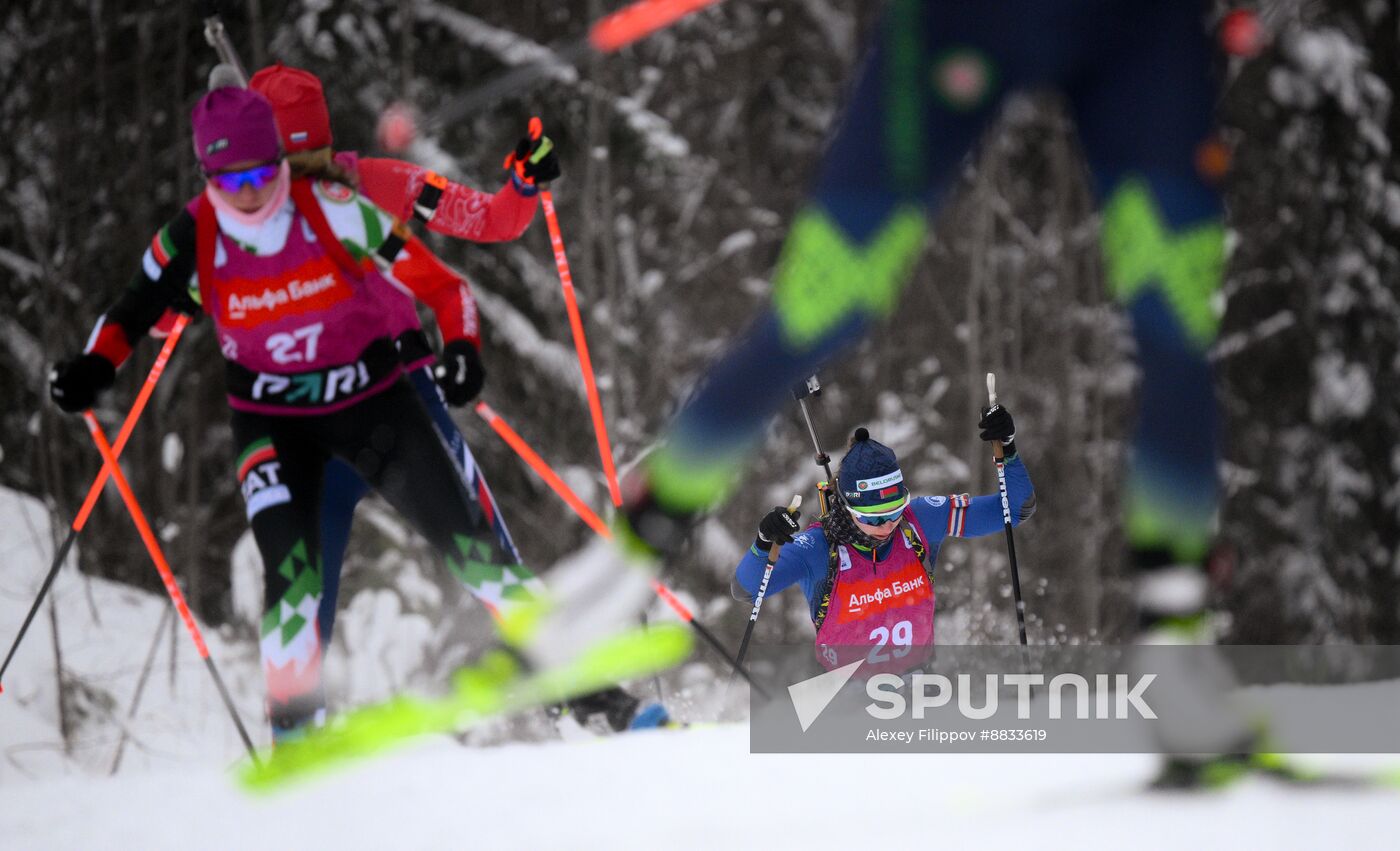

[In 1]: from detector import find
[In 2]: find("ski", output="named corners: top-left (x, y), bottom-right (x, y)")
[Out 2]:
top-left (1149, 752), bottom-right (1400, 793)
top-left (240, 622), bottom-right (692, 791)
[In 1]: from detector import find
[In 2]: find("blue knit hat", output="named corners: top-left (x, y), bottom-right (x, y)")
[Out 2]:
top-left (838, 428), bottom-right (908, 513)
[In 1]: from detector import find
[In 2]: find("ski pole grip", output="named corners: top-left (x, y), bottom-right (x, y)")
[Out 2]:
top-left (986, 372), bottom-right (1005, 462)
top-left (765, 495), bottom-right (803, 561)
top-left (791, 374), bottom-right (822, 400)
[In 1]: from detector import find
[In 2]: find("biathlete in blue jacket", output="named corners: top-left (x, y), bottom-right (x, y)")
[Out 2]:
top-left (734, 407), bottom-right (1034, 673)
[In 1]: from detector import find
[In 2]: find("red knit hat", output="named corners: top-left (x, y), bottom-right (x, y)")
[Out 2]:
top-left (249, 62), bottom-right (332, 153)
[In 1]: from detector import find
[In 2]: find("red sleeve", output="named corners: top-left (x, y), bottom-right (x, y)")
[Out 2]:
top-left (386, 230), bottom-right (481, 347)
top-left (355, 157), bottom-right (417, 222)
top-left (357, 157), bottom-right (539, 243)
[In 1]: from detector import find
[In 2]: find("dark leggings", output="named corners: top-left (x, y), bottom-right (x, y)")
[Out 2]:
top-left (317, 366), bottom-right (522, 643)
top-left (231, 378), bottom-right (541, 733)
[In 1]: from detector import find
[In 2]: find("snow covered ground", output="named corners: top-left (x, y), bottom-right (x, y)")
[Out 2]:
top-left (2, 486), bottom-right (1397, 850)
top-left (4, 724), bottom-right (1398, 850)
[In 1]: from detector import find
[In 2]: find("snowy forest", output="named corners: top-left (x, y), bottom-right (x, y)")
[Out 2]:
top-left (0, 0), bottom-right (1398, 770)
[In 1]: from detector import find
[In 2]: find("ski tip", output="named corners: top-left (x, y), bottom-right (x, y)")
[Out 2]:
top-left (237, 692), bottom-right (453, 793)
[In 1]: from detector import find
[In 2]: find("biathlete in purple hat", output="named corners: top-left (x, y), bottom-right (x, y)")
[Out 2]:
top-left (734, 407), bottom-right (1035, 674)
top-left (47, 86), bottom-right (546, 741)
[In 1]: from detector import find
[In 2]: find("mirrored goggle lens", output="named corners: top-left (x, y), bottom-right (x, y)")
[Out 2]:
top-left (848, 499), bottom-right (907, 526)
top-left (209, 163), bottom-right (280, 193)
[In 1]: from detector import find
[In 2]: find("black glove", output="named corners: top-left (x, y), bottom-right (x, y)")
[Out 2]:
top-left (49, 354), bottom-right (116, 413)
top-left (978, 404), bottom-right (1017, 458)
top-left (506, 131), bottom-right (561, 185)
top-left (434, 340), bottom-right (486, 406)
top-left (756, 505), bottom-right (802, 547)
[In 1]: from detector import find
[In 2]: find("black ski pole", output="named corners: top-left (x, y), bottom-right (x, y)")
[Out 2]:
top-left (730, 493), bottom-right (803, 679)
top-left (109, 604), bottom-right (173, 775)
top-left (726, 374), bottom-right (834, 691)
top-left (987, 372), bottom-right (1029, 646)
top-left (643, 573), bottom-right (771, 699)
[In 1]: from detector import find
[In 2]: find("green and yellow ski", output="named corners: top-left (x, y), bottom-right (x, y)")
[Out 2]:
top-left (240, 623), bottom-right (692, 791)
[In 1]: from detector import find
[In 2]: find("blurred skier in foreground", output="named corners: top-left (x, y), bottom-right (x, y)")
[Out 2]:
top-left (526, 1), bottom-right (1276, 787)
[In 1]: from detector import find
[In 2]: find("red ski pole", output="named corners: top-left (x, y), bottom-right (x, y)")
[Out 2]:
top-left (588, 0), bottom-right (727, 52)
top-left (396, 0), bottom-right (728, 147)
top-left (83, 411), bottom-right (260, 763)
top-left (524, 117), bottom-right (624, 507)
top-left (476, 401), bottom-right (611, 539)
top-left (1, 314), bottom-right (189, 692)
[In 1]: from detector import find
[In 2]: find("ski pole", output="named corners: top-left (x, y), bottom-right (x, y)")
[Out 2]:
top-left (730, 494), bottom-right (803, 680)
top-left (0, 314), bottom-right (190, 693)
top-left (987, 373), bottom-right (1029, 646)
top-left (109, 604), bottom-right (172, 775)
top-left (524, 121), bottom-right (624, 508)
top-left (792, 375), bottom-right (837, 499)
top-left (476, 402), bottom-right (610, 538)
top-left (82, 412), bottom-right (260, 763)
top-left (199, 0), bottom-right (249, 84)
top-left (474, 402), bottom-right (770, 698)
top-left (399, 0), bottom-right (728, 145)
top-left (724, 376), bottom-right (830, 695)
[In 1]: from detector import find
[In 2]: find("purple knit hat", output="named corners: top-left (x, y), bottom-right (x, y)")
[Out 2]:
top-left (191, 87), bottom-right (281, 173)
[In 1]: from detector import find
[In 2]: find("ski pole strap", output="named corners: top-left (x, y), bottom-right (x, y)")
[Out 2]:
top-left (411, 171), bottom-right (448, 223)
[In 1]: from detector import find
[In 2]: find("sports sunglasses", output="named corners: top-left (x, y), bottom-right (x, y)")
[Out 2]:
top-left (207, 162), bottom-right (281, 193)
top-left (848, 495), bottom-right (909, 527)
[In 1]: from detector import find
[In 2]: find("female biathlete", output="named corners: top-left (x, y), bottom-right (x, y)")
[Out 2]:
top-left (734, 409), bottom-right (1034, 674)
top-left (245, 63), bottom-right (665, 732)
top-left (48, 86), bottom-right (547, 740)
